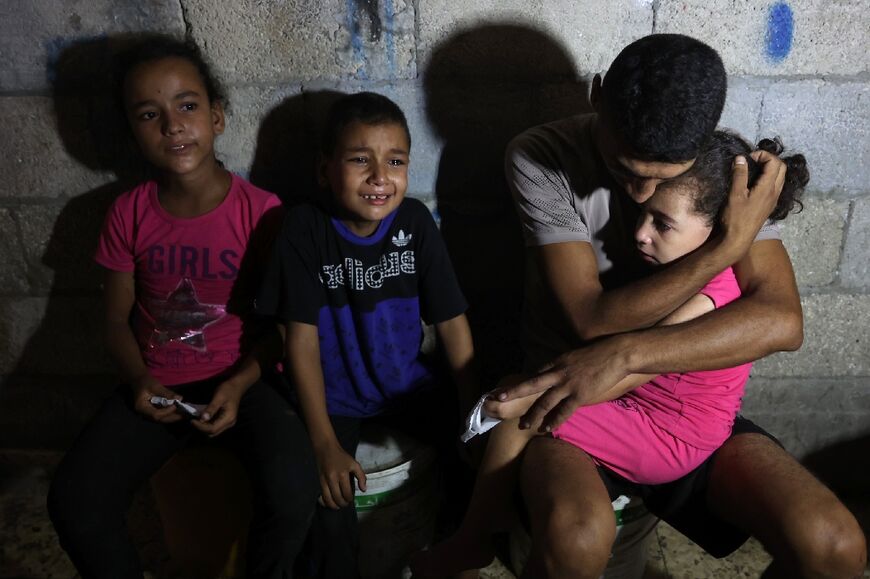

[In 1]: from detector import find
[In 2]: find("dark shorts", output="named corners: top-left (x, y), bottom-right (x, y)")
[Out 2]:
top-left (595, 415), bottom-right (783, 557)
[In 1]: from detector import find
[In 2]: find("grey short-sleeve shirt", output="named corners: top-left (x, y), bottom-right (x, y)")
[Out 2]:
top-left (506, 113), bottom-right (781, 367)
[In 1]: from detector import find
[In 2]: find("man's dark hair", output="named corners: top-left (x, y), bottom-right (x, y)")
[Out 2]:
top-left (600, 34), bottom-right (726, 163)
top-left (321, 92), bottom-right (411, 156)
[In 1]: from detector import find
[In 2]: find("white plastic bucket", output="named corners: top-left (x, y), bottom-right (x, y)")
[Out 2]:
top-left (354, 425), bottom-right (439, 579)
top-left (509, 495), bottom-right (657, 579)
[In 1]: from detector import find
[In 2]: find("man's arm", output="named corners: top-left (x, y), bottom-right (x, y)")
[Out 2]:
top-left (538, 154), bottom-right (785, 342)
top-left (502, 239), bottom-right (803, 432)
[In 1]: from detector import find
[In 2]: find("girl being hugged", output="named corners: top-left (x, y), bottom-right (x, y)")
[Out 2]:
top-left (48, 36), bottom-right (318, 579)
top-left (413, 131), bottom-right (809, 578)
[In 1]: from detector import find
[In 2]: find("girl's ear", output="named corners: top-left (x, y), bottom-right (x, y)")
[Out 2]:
top-left (211, 101), bottom-right (226, 136)
top-left (317, 154), bottom-right (330, 188)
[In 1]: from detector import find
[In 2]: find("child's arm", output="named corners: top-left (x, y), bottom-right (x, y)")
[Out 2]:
top-left (103, 270), bottom-right (183, 423)
top-left (434, 314), bottom-right (479, 417)
top-left (287, 321), bottom-right (367, 509)
top-left (192, 323), bottom-right (285, 437)
top-left (487, 293), bottom-right (717, 421)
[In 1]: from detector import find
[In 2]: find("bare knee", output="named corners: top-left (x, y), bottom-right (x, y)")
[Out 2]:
top-left (533, 510), bottom-right (615, 579)
top-left (790, 505), bottom-right (867, 579)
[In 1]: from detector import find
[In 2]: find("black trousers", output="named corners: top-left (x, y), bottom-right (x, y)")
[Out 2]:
top-left (47, 377), bottom-right (320, 579)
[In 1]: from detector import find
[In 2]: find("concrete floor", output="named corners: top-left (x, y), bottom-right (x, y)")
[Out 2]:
top-left (2, 450), bottom-right (867, 579)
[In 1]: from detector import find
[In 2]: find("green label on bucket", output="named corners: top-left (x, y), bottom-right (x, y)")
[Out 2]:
top-left (355, 489), bottom-right (398, 511)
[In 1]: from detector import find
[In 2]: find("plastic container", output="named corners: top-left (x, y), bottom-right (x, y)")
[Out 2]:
top-left (355, 425), bottom-right (439, 579)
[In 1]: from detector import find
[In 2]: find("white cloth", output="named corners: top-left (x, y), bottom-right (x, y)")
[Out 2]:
top-left (461, 390), bottom-right (502, 443)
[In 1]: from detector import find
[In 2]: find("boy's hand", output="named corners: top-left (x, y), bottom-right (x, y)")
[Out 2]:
top-left (132, 376), bottom-right (184, 423)
top-left (314, 442), bottom-right (367, 510)
top-left (191, 379), bottom-right (249, 437)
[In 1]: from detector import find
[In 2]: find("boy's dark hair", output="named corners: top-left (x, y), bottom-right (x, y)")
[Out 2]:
top-left (683, 130), bottom-right (808, 225)
top-left (113, 34), bottom-right (226, 111)
top-left (321, 92), bottom-right (411, 156)
top-left (600, 34), bottom-right (727, 163)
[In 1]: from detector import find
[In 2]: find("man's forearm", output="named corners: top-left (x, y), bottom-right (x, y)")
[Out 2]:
top-left (619, 294), bottom-right (802, 377)
top-left (576, 235), bottom-right (739, 340)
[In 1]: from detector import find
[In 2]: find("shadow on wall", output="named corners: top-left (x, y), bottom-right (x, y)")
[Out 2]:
top-left (423, 23), bottom-right (590, 384)
top-left (803, 433), bottom-right (870, 533)
top-left (0, 35), bottom-right (152, 449)
top-left (249, 89), bottom-right (345, 208)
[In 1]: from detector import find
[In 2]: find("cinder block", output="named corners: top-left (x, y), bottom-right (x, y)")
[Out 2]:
top-left (741, 377), bottom-right (870, 458)
top-left (841, 198), bottom-right (870, 288)
top-left (760, 80), bottom-right (869, 195)
top-left (418, 0), bottom-right (653, 79)
top-left (718, 77), bottom-right (765, 142)
top-left (0, 0), bottom-right (183, 91)
top-left (780, 198), bottom-right (848, 287)
top-left (184, 0), bottom-right (416, 83)
top-left (216, 84), bottom-right (304, 181)
top-left (753, 293), bottom-right (870, 377)
top-left (0, 296), bottom-right (109, 375)
top-left (0, 97), bottom-right (114, 199)
top-left (15, 199), bottom-right (111, 295)
top-left (0, 209), bottom-right (28, 294)
top-left (418, 80), bottom-right (538, 213)
top-left (655, 0), bottom-right (870, 76)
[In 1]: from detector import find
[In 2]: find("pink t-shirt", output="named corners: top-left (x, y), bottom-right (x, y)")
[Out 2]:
top-left (95, 174), bottom-right (282, 386)
top-left (625, 267), bottom-right (752, 450)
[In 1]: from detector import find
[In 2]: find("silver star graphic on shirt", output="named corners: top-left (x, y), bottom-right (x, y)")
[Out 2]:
top-left (141, 278), bottom-right (226, 352)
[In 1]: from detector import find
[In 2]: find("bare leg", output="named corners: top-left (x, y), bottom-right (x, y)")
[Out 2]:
top-left (411, 418), bottom-right (538, 578)
top-left (708, 433), bottom-right (867, 579)
top-left (520, 437), bottom-right (615, 579)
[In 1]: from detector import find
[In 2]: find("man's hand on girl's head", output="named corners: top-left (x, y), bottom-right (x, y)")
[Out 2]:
top-left (718, 152), bottom-right (787, 262)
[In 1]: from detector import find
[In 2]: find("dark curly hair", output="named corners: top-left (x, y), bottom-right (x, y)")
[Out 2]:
top-left (600, 34), bottom-right (726, 163)
top-left (321, 92), bottom-right (411, 157)
top-left (680, 130), bottom-right (808, 226)
top-left (113, 34), bottom-right (227, 112)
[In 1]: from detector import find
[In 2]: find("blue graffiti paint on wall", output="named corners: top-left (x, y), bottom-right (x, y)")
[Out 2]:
top-left (766, 2), bottom-right (794, 62)
top-left (384, 0), bottom-right (395, 78)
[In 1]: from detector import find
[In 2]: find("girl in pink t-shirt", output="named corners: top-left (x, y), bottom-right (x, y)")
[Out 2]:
top-left (413, 131), bottom-right (808, 577)
top-left (48, 36), bottom-right (318, 578)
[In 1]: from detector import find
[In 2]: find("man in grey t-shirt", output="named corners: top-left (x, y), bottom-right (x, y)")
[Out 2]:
top-left (495, 34), bottom-right (865, 578)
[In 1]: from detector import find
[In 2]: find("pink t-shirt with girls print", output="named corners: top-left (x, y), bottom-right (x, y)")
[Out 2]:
top-left (95, 174), bottom-right (282, 386)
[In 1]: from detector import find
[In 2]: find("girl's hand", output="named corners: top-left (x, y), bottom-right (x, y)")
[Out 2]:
top-left (483, 374), bottom-right (540, 421)
top-left (131, 376), bottom-right (185, 423)
top-left (314, 442), bottom-right (367, 510)
top-left (191, 379), bottom-right (247, 437)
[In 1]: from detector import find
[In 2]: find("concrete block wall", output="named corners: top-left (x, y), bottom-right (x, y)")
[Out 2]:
top-left (1, 0), bottom-right (867, 458)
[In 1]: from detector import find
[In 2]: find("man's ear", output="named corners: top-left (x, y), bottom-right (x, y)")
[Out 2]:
top-left (211, 101), bottom-right (226, 135)
top-left (590, 74), bottom-right (602, 113)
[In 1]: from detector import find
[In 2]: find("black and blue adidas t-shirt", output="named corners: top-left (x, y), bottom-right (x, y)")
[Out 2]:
top-left (258, 198), bottom-right (467, 417)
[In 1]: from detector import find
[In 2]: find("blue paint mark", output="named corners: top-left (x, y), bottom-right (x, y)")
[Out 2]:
top-left (384, 0), bottom-right (396, 79)
top-left (346, 0), bottom-right (368, 80)
top-left (766, 2), bottom-right (794, 62)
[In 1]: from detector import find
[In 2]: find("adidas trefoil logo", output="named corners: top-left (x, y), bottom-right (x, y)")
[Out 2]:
top-left (392, 229), bottom-right (412, 247)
